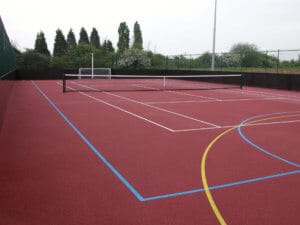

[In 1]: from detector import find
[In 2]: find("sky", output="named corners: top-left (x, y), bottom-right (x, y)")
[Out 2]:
top-left (1, 0), bottom-right (300, 56)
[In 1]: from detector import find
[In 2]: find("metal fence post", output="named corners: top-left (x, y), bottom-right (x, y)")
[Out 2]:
top-left (265, 51), bottom-right (268, 73)
top-left (277, 50), bottom-right (280, 73)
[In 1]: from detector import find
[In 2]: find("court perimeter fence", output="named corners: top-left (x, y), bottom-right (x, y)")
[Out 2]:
top-left (14, 69), bottom-right (300, 91)
top-left (146, 50), bottom-right (300, 74)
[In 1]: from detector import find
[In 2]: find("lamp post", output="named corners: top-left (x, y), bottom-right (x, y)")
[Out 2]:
top-left (211, 0), bottom-right (218, 71)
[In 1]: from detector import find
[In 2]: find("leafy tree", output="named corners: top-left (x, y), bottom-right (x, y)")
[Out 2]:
top-left (230, 43), bottom-right (261, 67)
top-left (117, 22), bottom-right (130, 53)
top-left (196, 52), bottom-right (212, 68)
top-left (103, 40), bottom-right (115, 53)
top-left (90, 28), bottom-right (101, 49)
top-left (53, 29), bottom-right (67, 57)
top-left (51, 56), bottom-right (69, 69)
top-left (79, 27), bottom-right (89, 45)
top-left (132, 21), bottom-right (143, 50)
top-left (118, 49), bottom-right (150, 68)
top-left (220, 53), bottom-right (240, 67)
top-left (73, 43), bottom-right (93, 68)
top-left (146, 51), bottom-right (166, 68)
top-left (18, 49), bottom-right (50, 69)
top-left (67, 29), bottom-right (77, 50)
top-left (34, 31), bottom-right (50, 56)
top-left (230, 43), bottom-right (259, 54)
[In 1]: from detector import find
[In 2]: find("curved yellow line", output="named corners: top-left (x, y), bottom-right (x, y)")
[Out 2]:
top-left (201, 113), bottom-right (300, 225)
top-left (201, 126), bottom-right (235, 225)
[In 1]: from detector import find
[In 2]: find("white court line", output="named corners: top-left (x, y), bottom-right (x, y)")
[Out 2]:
top-left (59, 82), bottom-right (175, 132)
top-left (173, 119), bottom-right (300, 132)
top-left (104, 92), bottom-right (220, 128)
top-left (70, 81), bottom-right (220, 128)
top-left (56, 100), bottom-right (97, 105)
top-left (145, 97), bottom-right (283, 105)
top-left (166, 90), bottom-right (221, 101)
top-left (79, 92), bottom-right (176, 132)
top-left (60, 82), bottom-right (300, 133)
top-left (244, 89), bottom-right (300, 99)
top-left (224, 88), bottom-right (300, 102)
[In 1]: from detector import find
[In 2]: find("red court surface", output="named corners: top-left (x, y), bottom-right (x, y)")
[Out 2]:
top-left (0, 80), bottom-right (299, 225)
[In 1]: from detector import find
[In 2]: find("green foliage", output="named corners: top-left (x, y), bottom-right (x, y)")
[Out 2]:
top-left (196, 52), bottom-right (212, 68)
top-left (230, 43), bottom-right (262, 67)
top-left (132, 21), bottom-right (143, 50)
top-left (18, 49), bottom-right (50, 69)
top-left (230, 43), bottom-right (259, 54)
top-left (146, 51), bottom-right (166, 68)
top-left (117, 22), bottom-right (130, 53)
top-left (220, 53), bottom-right (240, 67)
top-left (53, 29), bottom-right (67, 57)
top-left (51, 56), bottom-right (69, 69)
top-left (51, 43), bottom-right (93, 69)
top-left (34, 31), bottom-right (50, 56)
top-left (67, 29), bottom-right (77, 50)
top-left (48, 46), bottom-right (114, 70)
top-left (118, 49), bottom-right (150, 68)
top-left (103, 40), bottom-right (115, 53)
top-left (79, 27), bottom-right (89, 45)
top-left (90, 28), bottom-right (101, 49)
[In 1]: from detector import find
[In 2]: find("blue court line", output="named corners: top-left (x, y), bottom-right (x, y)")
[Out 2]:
top-left (32, 82), bottom-right (300, 202)
top-left (237, 112), bottom-right (300, 168)
top-left (32, 81), bottom-right (144, 201)
top-left (142, 170), bottom-right (300, 201)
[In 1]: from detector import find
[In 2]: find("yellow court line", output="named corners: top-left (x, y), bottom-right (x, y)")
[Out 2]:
top-left (246, 114), bottom-right (300, 126)
top-left (200, 113), bottom-right (300, 225)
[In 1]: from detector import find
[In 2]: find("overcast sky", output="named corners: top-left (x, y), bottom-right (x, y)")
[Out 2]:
top-left (1, 0), bottom-right (300, 56)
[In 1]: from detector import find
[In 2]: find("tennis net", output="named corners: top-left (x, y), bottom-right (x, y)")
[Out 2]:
top-left (62, 74), bottom-right (243, 93)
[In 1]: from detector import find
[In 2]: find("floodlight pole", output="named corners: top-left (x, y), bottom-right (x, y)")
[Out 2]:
top-left (211, 0), bottom-right (218, 71)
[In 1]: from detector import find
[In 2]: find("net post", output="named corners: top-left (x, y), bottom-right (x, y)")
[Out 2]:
top-left (240, 74), bottom-right (244, 90)
top-left (63, 75), bottom-right (66, 93)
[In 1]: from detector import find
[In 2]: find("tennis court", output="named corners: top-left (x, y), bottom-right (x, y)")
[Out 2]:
top-left (1, 77), bottom-right (299, 225)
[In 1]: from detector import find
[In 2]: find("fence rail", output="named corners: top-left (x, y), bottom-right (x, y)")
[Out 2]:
top-left (126, 49), bottom-right (300, 74)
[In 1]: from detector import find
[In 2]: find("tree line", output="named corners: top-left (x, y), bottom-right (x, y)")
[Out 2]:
top-left (14, 21), bottom-right (299, 71)
top-left (15, 21), bottom-right (149, 69)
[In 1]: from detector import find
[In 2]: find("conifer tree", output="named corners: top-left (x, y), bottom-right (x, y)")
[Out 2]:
top-left (53, 29), bottom-right (67, 57)
top-left (132, 21), bottom-right (143, 50)
top-left (90, 28), bottom-right (101, 49)
top-left (79, 27), bottom-right (89, 45)
top-left (103, 40), bottom-right (115, 53)
top-left (67, 29), bottom-right (77, 49)
top-left (117, 22), bottom-right (130, 53)
top-left (34, 31), bottom-right (50, 56)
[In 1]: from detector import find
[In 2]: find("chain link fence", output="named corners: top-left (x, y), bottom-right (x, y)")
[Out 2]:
top-left (108, 49), bottom-right (300, 74)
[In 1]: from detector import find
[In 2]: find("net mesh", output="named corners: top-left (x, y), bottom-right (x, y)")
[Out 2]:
top-left (63, 74), bottom-right (243, 92)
